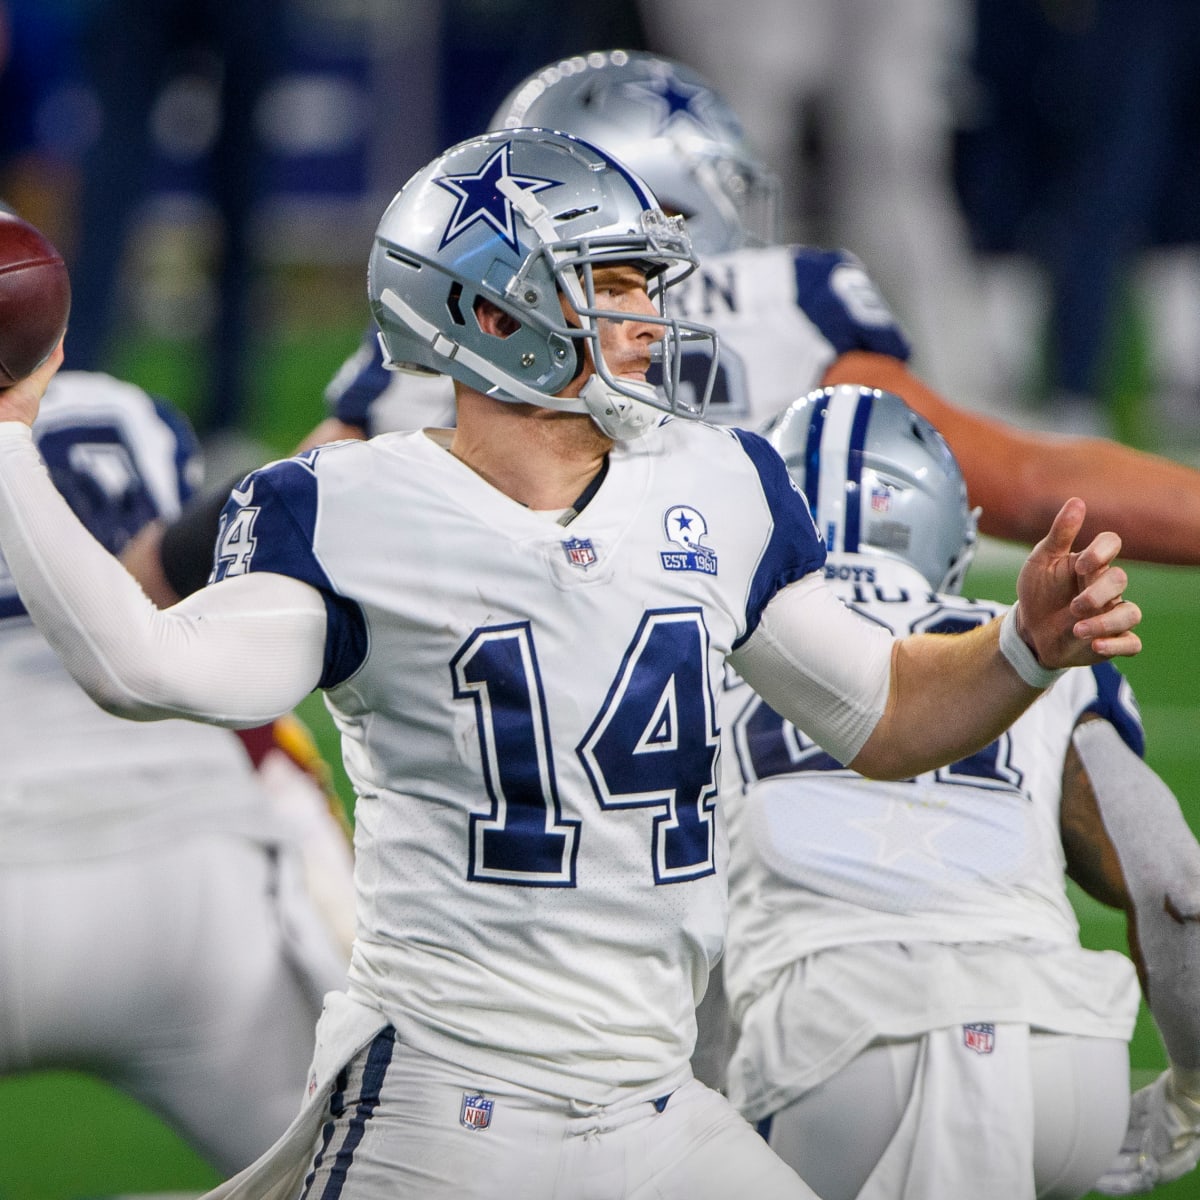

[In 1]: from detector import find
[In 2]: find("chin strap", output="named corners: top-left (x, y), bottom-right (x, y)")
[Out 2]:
top-left (578, 375), bottom-right (661, 439)
top-left (498, 177), bottom-right (587, 308)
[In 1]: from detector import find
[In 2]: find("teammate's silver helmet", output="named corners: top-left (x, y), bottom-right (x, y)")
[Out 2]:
top-left (368, 127), bottom-right (719, 439)
top-left (489, 50), bottom-right (779, 257)
top-left (764, 385), bottom-right (979, 594)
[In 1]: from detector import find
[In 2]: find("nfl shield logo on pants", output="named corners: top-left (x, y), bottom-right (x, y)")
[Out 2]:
top-left (460, 1092), bottom-right (494, 1130)
top-left (963, 1023), bottom-right (996, 1054)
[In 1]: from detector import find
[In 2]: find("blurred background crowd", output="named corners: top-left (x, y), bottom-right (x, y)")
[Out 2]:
top-left (2, 0), bottom-right (1200, 473)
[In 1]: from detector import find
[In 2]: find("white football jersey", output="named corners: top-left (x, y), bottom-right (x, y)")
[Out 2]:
top-left (0, 372), bottom-right (284, 859)
top-left (209, 418), bottom-right (827, 1104)
top-left (721, 554), bottom-right (1144, 1118)
top-left (325, 245), bottom-right (910, 436)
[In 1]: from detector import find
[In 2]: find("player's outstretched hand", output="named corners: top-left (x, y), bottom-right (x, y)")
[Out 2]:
top-left (0, 337), bottom-right (63, 427)
top-left (1014, 497), bottom-right (1141, 669)
top-left (1095, 1069), bottom-right (1200, 1195)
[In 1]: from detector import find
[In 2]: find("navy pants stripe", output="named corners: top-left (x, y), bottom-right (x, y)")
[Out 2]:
top-left (302, 1026), bottom-right (397, 1199)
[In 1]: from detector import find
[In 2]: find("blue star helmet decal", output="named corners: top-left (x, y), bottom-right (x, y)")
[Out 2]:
top-left (434, 142), bottom-right (560, 252)
top-left (617, 69), bottom-right (714, 139)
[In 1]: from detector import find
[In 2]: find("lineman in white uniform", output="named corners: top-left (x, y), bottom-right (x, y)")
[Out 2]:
top-left (0, 371), bottom-right (349, 1174)
top-left (0, 131), bottom-right (1140, 1199)
top-left (721, 384), bottom-right (1198, 1199)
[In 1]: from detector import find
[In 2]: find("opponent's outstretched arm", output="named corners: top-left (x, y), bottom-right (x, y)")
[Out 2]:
top-left (826, 350), bottom-right (1200, 565)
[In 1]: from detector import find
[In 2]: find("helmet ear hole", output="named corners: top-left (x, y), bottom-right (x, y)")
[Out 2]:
top-left (473, 296), bottom-right (520, 339)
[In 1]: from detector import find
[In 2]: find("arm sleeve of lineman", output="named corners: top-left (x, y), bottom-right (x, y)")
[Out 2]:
top-left (1079, 719), bottom-right (1200, 1195)
top-left (0, 422), bottom-right (327, 725)
top-left (1072, 718), bottom-right (1200, 1071)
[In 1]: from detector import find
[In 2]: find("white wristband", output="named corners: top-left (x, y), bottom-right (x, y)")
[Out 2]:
top-left (999, 604), bottom-right (1065, 690)
top-left (0, 421), bottom-right (34, 443)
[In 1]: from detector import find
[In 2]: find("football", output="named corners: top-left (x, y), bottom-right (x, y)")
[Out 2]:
top-left (0, 210), bottom-right (71, 386)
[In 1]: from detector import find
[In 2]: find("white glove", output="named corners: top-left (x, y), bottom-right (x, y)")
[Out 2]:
top-left (1095, 1068), bottom-right (1200, 1195)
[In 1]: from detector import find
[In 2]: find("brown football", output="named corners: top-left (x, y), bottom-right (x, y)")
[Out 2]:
top-left (0, 211), bottom-right (71, 386)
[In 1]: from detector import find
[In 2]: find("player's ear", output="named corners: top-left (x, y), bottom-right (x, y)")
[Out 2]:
top-left (474, 298), bottom-right (520, 339)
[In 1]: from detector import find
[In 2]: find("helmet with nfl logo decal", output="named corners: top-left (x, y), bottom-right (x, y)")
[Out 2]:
top-left (489, 49), bottom-right (779, 257)
top-left (367, 127), bottom-right (719, 439)
top-left (763, 385), bottom-right (979, 594)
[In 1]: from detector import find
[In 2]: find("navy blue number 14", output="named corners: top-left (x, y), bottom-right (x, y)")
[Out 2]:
top-left (451, 609), bottom-right (719, 887)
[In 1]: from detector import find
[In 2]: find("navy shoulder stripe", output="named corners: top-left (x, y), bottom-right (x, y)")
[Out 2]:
top-left (731, 428), bottom-right (826, 649)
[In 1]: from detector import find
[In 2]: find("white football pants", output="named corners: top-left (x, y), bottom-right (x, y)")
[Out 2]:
top-left (761, 1027), bottom-right (1130, 1200)
top-left (299, 1032), bottom-right (817, 1199)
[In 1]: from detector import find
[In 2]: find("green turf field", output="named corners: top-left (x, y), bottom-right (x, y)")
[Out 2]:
top-left (1, 302), bottom-right (1197, 1199)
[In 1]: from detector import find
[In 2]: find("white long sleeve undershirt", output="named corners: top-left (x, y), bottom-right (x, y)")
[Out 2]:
top-left (0, 422), bottom-right (327, 727)
top-left (731, 572), bottom-right (892, 767)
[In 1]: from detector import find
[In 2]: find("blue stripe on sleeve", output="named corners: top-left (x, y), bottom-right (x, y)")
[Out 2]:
top-left (212, 459), bottom-right (368, 689)
top-left (791, 248), bottom-right (912, 359)
top-left (149, 395), bottom-right (201, 505)
top-left (0, 593), bottom-right (27, 621)
top-left (1084, 663), bottom-right (1145, 757)
top-left (326, 329), bottom-right (393, 432)
top-left (802, 396), bottom-right (826, 512)
top-left (731, 429), bottom-right (827, 649)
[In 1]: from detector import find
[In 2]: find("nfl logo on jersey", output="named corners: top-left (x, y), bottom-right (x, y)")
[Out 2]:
top-left (870, 483), bottom-right (893, 513)
top-left (460, 1092), bottom-right (495, 1130)
top-left (962, 1023), bottom-right (996, 1055)
top-left (562, 536), bottom-right (597, 568)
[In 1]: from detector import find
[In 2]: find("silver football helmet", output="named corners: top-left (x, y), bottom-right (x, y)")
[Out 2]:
top-left (489, 50), bottom-right (778, 257)
top-left (368, 127), bottom-right (719, 439)
top-left (764, 385), bottom-right (979, 593)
